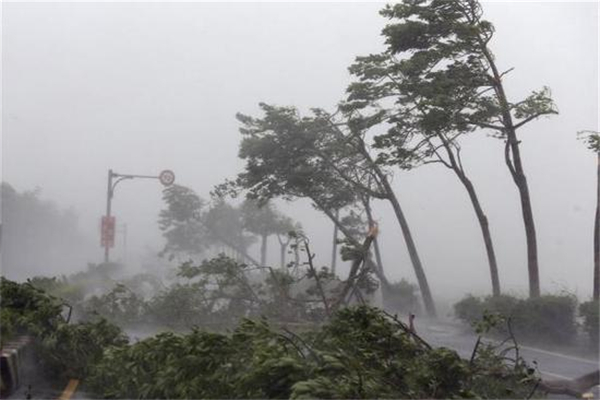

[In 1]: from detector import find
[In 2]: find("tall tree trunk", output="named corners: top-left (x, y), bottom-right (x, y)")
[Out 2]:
top-left (481, 42), bottom-right (540, 298)
top-left (356, 142), bottom-right (436, 316)
top-left (260, 234), bottom-right (268, 267)
top-left (456, 172), bottom-right (501, 296)
top-left (363, 198), bottom-right (390, 288)
top-left (367, 165), bottom-right (435, 316)
top-left (362, 196), bottom-right (392, 306)
top-left (322, 118), bottom-right (435, 315)
top-left (437, 135), bottom-right (501, 297)
top-left (594, 153), bottom-right (599, 301)
top-left (316, 201), bottom-right (389, 291)
top-left (510, 145), bottom-right (540, 297)
top-left (363, 197), bottom-right (386, 279)
top-left (280, 241), bottom-right (287, 269)
top-left (385, 188), bottom-right (436, 316)
top-left (331, 209), bottom-right (339, 275)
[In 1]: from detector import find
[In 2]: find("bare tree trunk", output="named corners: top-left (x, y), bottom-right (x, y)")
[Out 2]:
top-left (457, 173), bottom-right (501, 296)
top-left (595, 153), bottom-right (599, 300)
top-left (377, 175), bottom-right (436, 316)
top-left (481, 44), bottom-right (540, 298)
top-left (511, 152), bottom-right (540, 298)
top-left (331, 209), bottom-right (339, 275)
top-left (362, 196), bottom-right (392, 306)
top-left (316, 201), bottom-right (388, 290)
top-left (355, 143), bottom-right (436, 316)
top-left (363, 197), bottom-right (386, 279)
top-left (321, 118), bottom-right (436, 315)
top-left (539, 369), bottom-right (599, 398)
top-left (280, 242), bottom-right (286, 269)
top-left (260, 233), bottom-right (268, 267)
top-left (435, 135), bottom-right (501, 296)
top-left (276, 235), bottom-right (286, 269)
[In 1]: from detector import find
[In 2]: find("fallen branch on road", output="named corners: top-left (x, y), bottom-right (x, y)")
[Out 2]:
top-left (538, 369), bottom-right (599, 398)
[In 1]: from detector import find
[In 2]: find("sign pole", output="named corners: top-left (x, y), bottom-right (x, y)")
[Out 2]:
top-left (101, 169), bottom-right (174, 264)
top-left (104, 169), bottom-right (114, 263)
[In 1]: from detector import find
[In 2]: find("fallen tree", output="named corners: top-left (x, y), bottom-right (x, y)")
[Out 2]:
top-left (538, 369), bottom-right (599, 398)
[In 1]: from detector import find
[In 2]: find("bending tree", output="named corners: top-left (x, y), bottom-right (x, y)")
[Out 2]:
top-left (580, 131), bottom-right (600, 301)
top-left (345, 61), bottom-right (502, 296)
top-left (236, 104), bottom-right (434, 315)
top-left (159, 185), bottom-right (256, 263)
top-left (240, 199), bottom-right (298, 268)
top-left (159, 184), bottom-right (209, 260)
top-left (309, 108), bottom-right (436, 316)
top-left (347, 0), bottom-right (557, 297)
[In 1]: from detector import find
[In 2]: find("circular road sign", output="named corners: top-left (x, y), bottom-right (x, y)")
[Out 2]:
top-left (159, 170), bottom-right (175, 186)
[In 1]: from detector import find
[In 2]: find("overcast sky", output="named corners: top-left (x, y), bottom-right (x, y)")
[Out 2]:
top-left (2, 2), bottom-right (598, 303)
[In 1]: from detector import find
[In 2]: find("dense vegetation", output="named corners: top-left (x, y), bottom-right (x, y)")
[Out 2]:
top-left (453, 294), bottom-right (584, 346)
top-left (2, 0), bottom-right (598, 398)
top-left (1, 276), bottom-right (540, 399)
top-left (87, 306), bottom-right (540, 399)
top-left (0, 278), bottom-right (127, 384)
top-left (579, 300), bottom-right (600, 348)
top-left (1, 183), bottom-right (91, 279)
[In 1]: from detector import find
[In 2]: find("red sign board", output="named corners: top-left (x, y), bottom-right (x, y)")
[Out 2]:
top-left (101, 216), bottom-right (116, 248)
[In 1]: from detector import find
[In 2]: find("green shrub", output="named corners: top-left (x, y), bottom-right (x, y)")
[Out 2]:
top-left (0, 277), bottom-right (65, 342)
top-left (517, 295), bottom-right (577, 344)
top-left (88, 306), bottom-right (538, 399)
top-left (37, 318), bottom-right (128, 381)
top-left (454, 295), bottom-right (484, 323)
top-left (454, 294), bottom-right (578, 345)
top-left (1, 278), bottom-right (127, 384)
top-left (579, 300), bottom-right (599, 347)
top-left (81, 284), bottom-right (146, 326)
top-left (384, 279), bottom-right (421, 314)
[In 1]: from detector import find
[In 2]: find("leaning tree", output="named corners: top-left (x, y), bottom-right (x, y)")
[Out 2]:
top-left (580, 130), bottom-right (600, 301)
top-left (344, 52), bottom-right (502, 296)
top-left (346, 0), bottom-right (557, 297)
top-left (235, 104), bottom-right (436, 314)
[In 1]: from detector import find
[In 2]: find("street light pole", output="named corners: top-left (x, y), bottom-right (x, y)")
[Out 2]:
top-left (102, 169), bottom-right (175, 264)
top-left (104, 169), bottom-right (114, 263)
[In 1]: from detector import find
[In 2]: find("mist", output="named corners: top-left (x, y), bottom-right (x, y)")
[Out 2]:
top-left (2, 2), bottom-right (598, 304)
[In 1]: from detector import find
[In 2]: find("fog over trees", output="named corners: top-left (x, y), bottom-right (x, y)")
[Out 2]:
top-left (1, 2), bottom-right (598, 398)
top-left (2, 1), bottom-right (598, 301)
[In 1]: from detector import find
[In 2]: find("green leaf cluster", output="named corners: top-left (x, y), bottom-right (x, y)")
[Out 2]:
top-left (88, 306), bottom-right (538, 399)
top-left (454, 293), bottom-right (579, 345)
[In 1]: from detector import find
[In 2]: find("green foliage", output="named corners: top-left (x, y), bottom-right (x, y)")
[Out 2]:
top-left (0, 277), bottom-right (65, 342)
top-left (159, 184), bottom-right (209, 258)
top-left (241, 199), bottom-right (290, 237)
top-left (454, 294), bottom-right (484, 324)
top-left (385, 279), bottom-right (421, 314)
top-left (88, 306), bottom-right (537, 399)
top-left (236, 103), bottom-right (365, 211)
top-left (0, 278), bottom-right (127, 385)
top-left (578, 130), bottom-right (600, 153)
top-left (454, 294), bottom-right (578, 345)
top-left (82, 284), bottom-right (146, 327)
top-left (28, 275), bottom-right (85, 305)
top-left (37, 318), bottom-right (128, 381)
top-left (579, 300), bottom-right (599, 347)
top-left (344, 0), bottom-right (556, 171)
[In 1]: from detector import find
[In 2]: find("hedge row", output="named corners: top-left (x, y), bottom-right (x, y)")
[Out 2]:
top-left (453, 294), bottom-right (589, 346)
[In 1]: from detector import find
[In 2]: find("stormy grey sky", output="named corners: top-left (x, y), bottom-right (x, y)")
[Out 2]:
top-left (2, 2), bottom-right (598, 302)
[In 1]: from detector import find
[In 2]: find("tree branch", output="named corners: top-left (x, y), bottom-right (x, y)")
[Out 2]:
top-left (513, 110), bottom-right (558, 130)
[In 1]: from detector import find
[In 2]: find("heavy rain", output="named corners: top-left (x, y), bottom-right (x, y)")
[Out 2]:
top-left (1, 1), bottom-right (599, 399)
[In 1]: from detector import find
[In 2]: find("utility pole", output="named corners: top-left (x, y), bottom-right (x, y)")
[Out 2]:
top-left (102, 169), bottom-right (175, 264)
